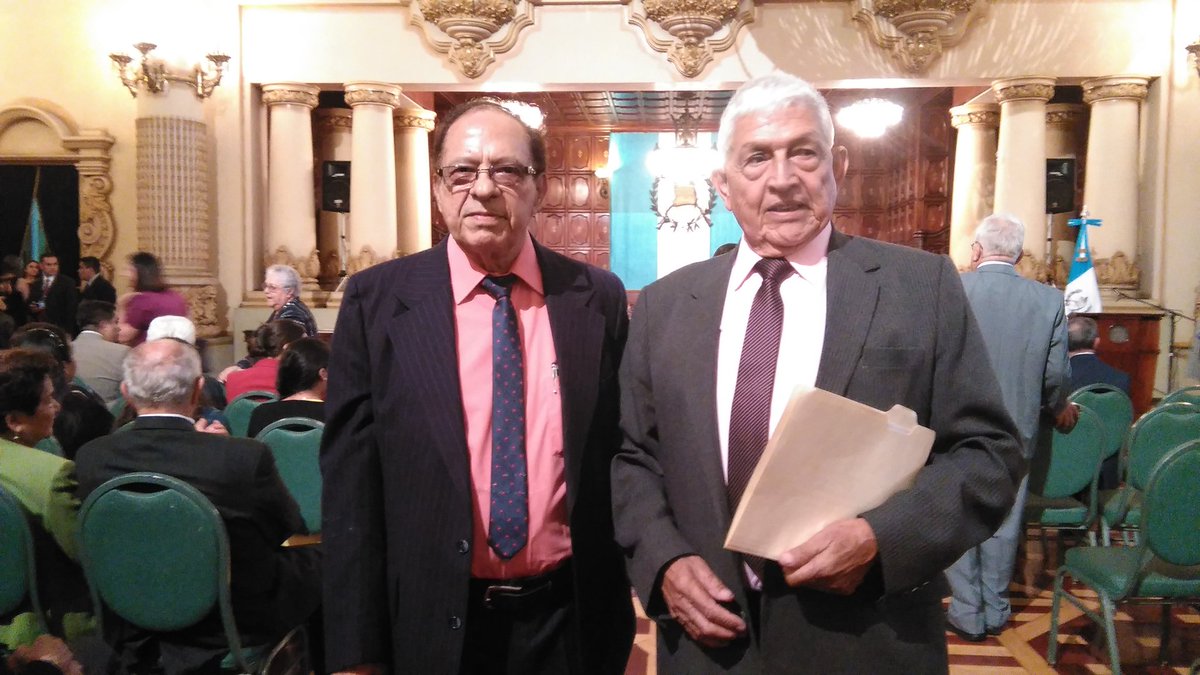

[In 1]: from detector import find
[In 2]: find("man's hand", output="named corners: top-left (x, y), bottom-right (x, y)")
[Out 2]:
top-left (195, 418), bottom-right (229, 435)
top-left (778, 518), bottom-right (878, 595)
top-left (217, 365), bottom-right (242, 383)
top-left (660, 555), bottom-right (747, 648)
top-left (1054, 402), bottom-right (1079, 433)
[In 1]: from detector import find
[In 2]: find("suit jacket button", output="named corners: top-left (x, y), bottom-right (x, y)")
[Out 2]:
top-left (449, 615), bottom-right (463, 630)
top-left (456, 539), bottom-right (470, 554)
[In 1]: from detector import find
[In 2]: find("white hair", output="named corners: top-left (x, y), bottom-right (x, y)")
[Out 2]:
top-left (716, 74), bottom-right (835, 162)
top-left (122, 339), bottom-right (201, 409)
top-left (974, 213), bottom-right (1026, 261)
top-left (265, 264), bottom-right (301, 297)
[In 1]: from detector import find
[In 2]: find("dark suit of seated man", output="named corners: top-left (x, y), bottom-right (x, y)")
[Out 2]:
top-left (75, 339), bottom-right (321, 675)
top-left (1068, 315), bottom-right (1132, 489)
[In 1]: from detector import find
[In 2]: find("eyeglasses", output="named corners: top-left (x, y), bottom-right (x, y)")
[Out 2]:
top-left (263, 284), bottom-right (284, 292)
top-left (435, 164), bottom-right (538, 192)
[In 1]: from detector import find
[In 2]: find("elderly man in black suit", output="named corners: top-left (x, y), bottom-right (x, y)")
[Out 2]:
top-left (321, 99), bottom-right (633, 674)
top-left (611, 74), bottom-right (1023, 673)
top-left (75, 339), bottom-right (320, 674)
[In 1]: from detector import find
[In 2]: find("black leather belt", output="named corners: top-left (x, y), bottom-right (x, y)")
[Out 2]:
top-left (469, 560), bottom-right (573, 613)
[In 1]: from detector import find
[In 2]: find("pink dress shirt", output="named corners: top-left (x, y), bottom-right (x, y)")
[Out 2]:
top-left (448, 235), bottom-right (570, 579)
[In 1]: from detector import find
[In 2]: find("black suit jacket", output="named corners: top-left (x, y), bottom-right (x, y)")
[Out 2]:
top-left (321, 239), bottom-right (634, 673)
top-left (81, 275), bottom-right (117, 305)
top-left (31, 274), bottom-right (79, 335)
top-left (612, 231), bottom-right (1024, 673)
top-left (74, 416), bottom-right (321, 640)
top-left (1069, 353), bottom-right (1131, 395)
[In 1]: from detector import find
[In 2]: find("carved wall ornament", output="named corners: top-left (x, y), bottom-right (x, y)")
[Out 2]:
top-left (345, 87), bottom-right (402, 107)
top-left (264, 246), bottom-right (322, 283)
top-left (850, 0), bottom-right (989, 73)
top-left (0, 100), bottom-right (118, 269)
top-left (949, 109), bottom-right (998, 128)
top-left (992, 79), bottom-right (1055, 104)
top-left (627, 0), bottom-right (755, 78)
top-left (1045, 109), bottom-right (1082, 126)
top-left (1095, 250), bottom-right (1140, 287)
top-left (1015, 249), bottom-right (1050, 284)
top-left (317, 111), bottom-right (354, 131)
top-left (346, 245), bottom-right (400, 275)
top-left (394, 109), bottom-right (437, 131)
top-left (402, 0), bottom-right (535, 79)
top-left (1082, 78), bottom-right (1150, 104)
top-left (179, 284), bottom-right (221, 338)
top-left (261, 83), bottom-right (320, 108)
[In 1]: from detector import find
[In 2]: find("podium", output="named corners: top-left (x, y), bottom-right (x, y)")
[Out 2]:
top-left (1077, 310), bottom-right (1162, 415)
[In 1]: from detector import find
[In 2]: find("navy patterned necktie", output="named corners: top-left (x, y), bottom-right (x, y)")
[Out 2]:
top-left (480, 275), bottom-right (528, 559)
top-left (727, 258), bottom-right (792, 576)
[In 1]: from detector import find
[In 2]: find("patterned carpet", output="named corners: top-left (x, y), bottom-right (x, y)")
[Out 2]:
top-left (624, 533), bottom-right (1200, 674)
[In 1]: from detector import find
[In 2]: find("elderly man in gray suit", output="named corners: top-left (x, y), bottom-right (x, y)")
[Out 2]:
top-left (945, 213), bottom-right (1075, 641)
top-left (612, 74), bottom-right (1023, 673)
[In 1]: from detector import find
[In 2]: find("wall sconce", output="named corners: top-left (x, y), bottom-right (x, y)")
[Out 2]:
top-left (594, 166), bottom-right (612, 200)
top-left (1188, 37), bottom-right (1200, 79)
top-left (109, 42), bottom-right (230, 99)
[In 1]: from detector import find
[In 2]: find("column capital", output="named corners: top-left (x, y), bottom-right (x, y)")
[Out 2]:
top-left (1045, 103), bottom-right (1085, 126)
top-left (949, 102), bottom-right (999, 129)
top-left (1082, 76), bottom-right (1150, 104)
top-left (991, 76), bottom-right (1056, 104)
top-left (344, 82), bottom-right (401, 108)
top-left (316, 108), bottom-right (353, 132)
top-left (394, 107), bottom-right (436, 132)
top-left (261, 82), bottom-right (320, 108)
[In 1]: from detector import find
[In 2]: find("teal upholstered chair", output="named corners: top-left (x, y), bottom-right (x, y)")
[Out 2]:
top-left (1160, 384), bottom-right (1200, 407)
top-left (254, 418), bottom-right (324, 534)
top-left (1024, 404), bottom-right (1107, 548)
top-left (1070, 383), bottom-right (1134, 474)
top-left (0, 486), bottom-right (48, 638)
top-left (224, 391), bottom-right (278, 438)
top-left (1048, 439), bottom-right (1200, 674)
top-left (1101, 402), bottom-right (1200, 546)
top-left (78, 473), bottom-right (267, 673)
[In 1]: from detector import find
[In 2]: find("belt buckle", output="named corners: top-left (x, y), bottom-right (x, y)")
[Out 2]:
top-left (482, 584), bottom-right (523, 610)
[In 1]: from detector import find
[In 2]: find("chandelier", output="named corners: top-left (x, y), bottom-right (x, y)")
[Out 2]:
top-left (109, 42), bottom-right (230, 99)
top-left (836, 99), bottom-right (904, 139)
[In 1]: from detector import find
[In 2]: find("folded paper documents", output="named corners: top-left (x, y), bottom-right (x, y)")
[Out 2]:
top-left (724, 387), bottom-right (934, 560)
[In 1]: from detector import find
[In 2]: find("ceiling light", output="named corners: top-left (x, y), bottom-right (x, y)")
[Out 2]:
top-left (836, 98), bottom-right (904, 139)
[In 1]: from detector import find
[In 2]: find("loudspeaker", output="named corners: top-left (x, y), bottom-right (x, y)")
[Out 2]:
top-left (1046, 158), bottom-right (1075, 215)
top-left (322, 161), bottom-right (351, 213)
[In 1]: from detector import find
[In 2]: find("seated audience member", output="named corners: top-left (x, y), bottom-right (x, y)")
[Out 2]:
top-left (10, 324), bottom-right (112, 461)
top-left (0, 350), bottom-right (90, 649)
top-left (70, 301), bottom-right (130, 407)
top-left (1068, 314), bottom-right (1132, 489)
top-left (73, 339), bottom-right (321, 674)
top-left (119, 252), bottom-right (188, 346)
top-left (223, 320), bottom-right (305, 401)
top-left (142, 316), bottom-right (230, 430)
top-left (263, 265), bottom-right (317, 337)
top-left (0, 255), bottom-right (27, 328)
top-left (246, 337), bottom-right (328, 438)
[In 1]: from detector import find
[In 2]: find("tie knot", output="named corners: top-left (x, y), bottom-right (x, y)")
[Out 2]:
top-left (755, 258), bottom-right (792, 285)
top-left (480, 274), bottom-right (518, 300)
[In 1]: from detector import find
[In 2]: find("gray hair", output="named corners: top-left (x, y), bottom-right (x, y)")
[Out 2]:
top-left (974, 213), bottom-right (1025, 261)
top-left (716, 74), bottom-right (835, 163)
top-left (265, 264), bottom-right (301, 297)
top-left (1068, 315), bottom-right (1099, 351)
top-left (122, 339), bottom-right (201, 409)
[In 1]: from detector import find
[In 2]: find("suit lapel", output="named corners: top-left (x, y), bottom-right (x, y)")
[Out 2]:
top-left (815, 231), bottom-right (881, 396)
top-left (537, 244), bottom-right (601, 514)
top-left (385, 244), bottom-right (471, 496)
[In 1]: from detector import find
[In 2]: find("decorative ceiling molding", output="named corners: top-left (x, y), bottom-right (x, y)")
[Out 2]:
top-left (401, 0), bottom-right (535, 79)
top-left (627, 0), bottom-right (755, 78)
top-left (850, 0), bottom-right (990, 73)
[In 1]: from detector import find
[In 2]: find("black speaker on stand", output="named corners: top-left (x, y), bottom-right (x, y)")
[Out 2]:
top-left (1046, 158), bottom-right (1075, 215)
top-left (322, 161), bottom-right (351, 213)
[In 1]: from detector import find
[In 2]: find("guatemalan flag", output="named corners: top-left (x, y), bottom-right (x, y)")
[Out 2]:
top-left (1064, 216), bottom-right (1103, 314)
top-left (609, 133), bottom-right (743, 290)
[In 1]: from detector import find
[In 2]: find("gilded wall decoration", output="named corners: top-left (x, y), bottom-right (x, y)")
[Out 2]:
top-left (264, 246), bottom-right (322, 283)
top-left (1015, 250), bottom-right (1050, 284)
top-left (346, 245), bottom-right (400, 275)
top-left (1095, 250), bottom-right (1140, 287)
top-left (851, 0), bottom-right (990, 72)
top-left (627, 0), bottom-right (755, 78)
top-left (402, 0), bottom-right (535, 79)
top-left (180, 284), bottom-right (221, 338)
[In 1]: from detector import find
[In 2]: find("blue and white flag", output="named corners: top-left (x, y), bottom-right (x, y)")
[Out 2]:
top-left (1065, 213), bottom-right (1102, 313)
top-left (22, 190), bottom-right (46, 264)
top-left (610, 133), bottom-right (742, 290)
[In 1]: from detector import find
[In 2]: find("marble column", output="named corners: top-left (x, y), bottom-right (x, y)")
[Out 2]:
top-left (1045, 103), bottom-right (1085, 283)
top-left (1082, 76), bottom-right (1149, 289)
top-left (135, 85), bottom-right (221, 337)
top-left (344, 82), bottom-right (401, 274)
top-left (992, 76), bottom-right (1056, 281)
top-left (262, 83), bottom-right (320, 288)
top-left (948, 103), bottom-right (999, 270)
top-left (315, 108), bottom-right (353, 286)
top-left (393, 107), bottom-right (437, 256)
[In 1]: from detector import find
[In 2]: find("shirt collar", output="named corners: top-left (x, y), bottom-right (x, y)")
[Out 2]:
top-left (138, 413), bottom-right (196, 423)
top-left (448, 233), bottom-right (544, 304)
top-left (977, 261), bottom-right (1016, 270)
top-left (730, 222), bottom-right (832, 291)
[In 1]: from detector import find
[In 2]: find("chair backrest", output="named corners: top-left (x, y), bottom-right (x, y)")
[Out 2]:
top-left (1141, 439), bottom-right (1200, 567)
top-left (255, 418), bottom-right (324, 533)
top-left (33, 436), bottom-right (63, 457)
top-left (1037, 404), bottom-right (1107, 499)
top-left (78, 472), bottom-right (252, 672)
top-left (1125, 402), bottom-right (1200, 491)
top-left (225, 390), bottom-right (279, 437)
top-left (0, 486), bottom-right (46, 632)
top-left (1070, 384), bottom-right (1134, 461)
top-left (1161, 385), bottom-right (1200, 408)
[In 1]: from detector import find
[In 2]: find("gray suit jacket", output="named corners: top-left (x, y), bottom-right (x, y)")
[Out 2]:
top-left (71, 331), bottom-right (131, 406)
top-left (960, 264), bottom-right (1070, 456)
top-left (612, 231), bottom-right (1024, 673)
